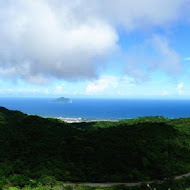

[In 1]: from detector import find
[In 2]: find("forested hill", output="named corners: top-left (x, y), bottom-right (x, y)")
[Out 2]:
top-left (1, 106), bottom-right (190, 186)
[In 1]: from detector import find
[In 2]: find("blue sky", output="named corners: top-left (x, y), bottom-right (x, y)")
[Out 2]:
top-left (1, 0), bottom-right (190, 98)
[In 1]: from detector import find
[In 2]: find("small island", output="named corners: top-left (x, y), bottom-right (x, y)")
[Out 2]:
top-left (52, 97), bottom-right (72, 103)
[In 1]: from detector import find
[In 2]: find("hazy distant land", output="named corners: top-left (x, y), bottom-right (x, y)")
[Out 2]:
top-left (52, 97), bottom-right (72, 103)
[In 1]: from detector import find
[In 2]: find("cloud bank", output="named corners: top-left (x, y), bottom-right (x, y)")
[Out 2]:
top-left (0, 0), bottom-right (187, 83)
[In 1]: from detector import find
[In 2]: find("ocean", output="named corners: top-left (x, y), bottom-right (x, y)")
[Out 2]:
top-left (0, 98), bottom-right (190, 122)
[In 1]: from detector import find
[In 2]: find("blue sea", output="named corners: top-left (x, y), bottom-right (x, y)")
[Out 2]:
top-left (0, 98), bottom-right (190, 122)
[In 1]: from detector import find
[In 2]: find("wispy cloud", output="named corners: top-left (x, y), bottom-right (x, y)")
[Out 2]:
top-left (149, 35), bottom-right (182, 73)
top-left (124, 34), bottom-right (182, 80)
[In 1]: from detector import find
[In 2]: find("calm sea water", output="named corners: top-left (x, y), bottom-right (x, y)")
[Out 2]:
top-left (0, 98), bottom-right (190, 120)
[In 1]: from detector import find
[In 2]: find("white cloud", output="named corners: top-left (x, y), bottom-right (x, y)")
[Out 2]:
top-left (55, 83), bottom-right (65, 94)
top-left (86, 75), bottom-right (134, 95)
top-left (0, 0), bottom-right (118, 83)
top-left (86, 76), bottom-right (118, 94)
top-left (0, 0), bottom-right (188, 83)
top-left (177, 82), bottom-right (184, 95)
top-left (177, 82), bottom-right (184, 89)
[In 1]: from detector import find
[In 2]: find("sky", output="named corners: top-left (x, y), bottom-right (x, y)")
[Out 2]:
top-left (1, 0), bottom-right (190, 98)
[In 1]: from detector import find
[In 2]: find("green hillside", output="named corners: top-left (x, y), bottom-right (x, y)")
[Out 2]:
top-left (1, 107), bottom-right (190, 188)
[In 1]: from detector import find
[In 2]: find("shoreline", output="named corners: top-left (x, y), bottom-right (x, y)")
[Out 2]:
top-left (46, 116), bottom-right (121, 123)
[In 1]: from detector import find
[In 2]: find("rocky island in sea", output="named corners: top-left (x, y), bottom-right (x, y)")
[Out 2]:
top-left (52, 97), bottom-right (72, 103)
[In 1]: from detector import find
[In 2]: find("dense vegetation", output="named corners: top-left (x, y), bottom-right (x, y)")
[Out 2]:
top-left (1, 107), bottom-right (190, 189)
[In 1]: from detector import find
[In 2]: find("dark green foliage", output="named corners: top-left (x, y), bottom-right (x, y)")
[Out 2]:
top-left (38, 175), bottom-right (56, 187)
top-left (1, 107), bottom-right (190, 187)
top-left (8, 174), bottom-right (30, 187)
